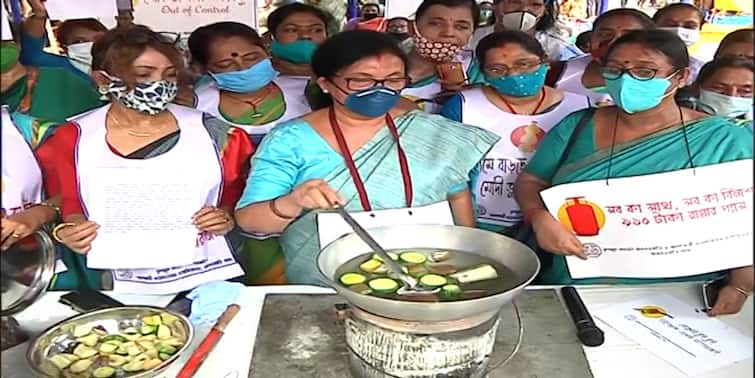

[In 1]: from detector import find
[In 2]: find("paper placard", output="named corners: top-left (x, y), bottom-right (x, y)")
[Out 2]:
top-left (385, 0), bottom-right (423, 19)
top-left (1, 2), bottom-right (12, 41)
top-left (45, 0), bottom-right (118, 20)
top-left (594, 295), bottom-right (753, 377)
top-left (539, 159), bottom-right (754, 279)
top-left (133, 0), bottom-right (257, 33)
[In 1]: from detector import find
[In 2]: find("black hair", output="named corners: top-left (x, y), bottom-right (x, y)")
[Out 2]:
top-left (188, 22), bottom-right (263, 67)
top-left (387, 17), bottom-right (411, 24)
top-left (309, 30), bottom-right (409, 109)
top-left (576, 30), bottom-right (593, 50)
top-left (652, 3), bottom-right (705, 28)
top-left (475, 30), bottom-right (546, 67)
top-left (694, 56), bottom-right (754, 87)
top-left (55, 18), bottom-right (107, 46)
top-left (415, 0), bottom-right (480, 29)
top-left (362, 3), bottom-right (381, 13)
top-left (606, 29), bottom-right (689, 70)
top-left (267, 3), bottom-right (331, 38)
top-left (536, 1), bottom-right (558, 31)
top-left (715, 28), bottom-right (754, 58)
top-left (593, 8), bottom-right (656, 31)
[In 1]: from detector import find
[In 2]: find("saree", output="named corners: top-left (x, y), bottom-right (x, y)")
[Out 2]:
top-left (277, 111), bottom-right (499, 285)
top-left (529, 111), bottom-right (754, 285)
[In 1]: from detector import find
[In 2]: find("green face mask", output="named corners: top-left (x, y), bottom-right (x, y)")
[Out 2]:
top-left (1, 43), bottom-right (21, 74)
top-left (270, 40), bottom-right (318, 65)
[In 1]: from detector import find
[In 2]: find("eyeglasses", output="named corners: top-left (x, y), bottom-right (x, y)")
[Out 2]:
top-left (484, 61), bottom-right (543, 78)
top-left (601, 66), bottom-right (677, 81)
top-left (156, 32), bottom-right (182, 46)
top-left (335, 75), bottom-right (411, 91)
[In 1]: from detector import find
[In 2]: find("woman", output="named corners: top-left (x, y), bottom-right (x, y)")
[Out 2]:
top-left (468, 0), bottom-right (582, 62)
top-left (653, 3), bottom-right (706, 84)
top-left (36, 26), bottom-right (253, 294)
top-left (190, 22), bottom-right (311, 146)
top-left (546, 8), bottom-right (656, 106)
top-left (514, 30), bottom-right (752, 315)
top-left (235, 30), bottom-right (499, 286)
top-left (266, 3), bottom-right (331, 78)
top-left (714, 28), bottom-right (754, 60)
top-left (440, 31), bottom-right (590, 232)
top-left (401, 0), bottom-right (479, 113)
top-left (692, 57), bottom-right (753, 123)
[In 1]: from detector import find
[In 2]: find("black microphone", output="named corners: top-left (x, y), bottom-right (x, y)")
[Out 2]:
top-left (561, 286), bottom-right (605, 347)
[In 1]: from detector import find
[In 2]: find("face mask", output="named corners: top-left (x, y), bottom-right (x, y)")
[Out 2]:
top-left (604, 73), bottom-right (675, 114)
top-left (1, 44), bottom-right (20, 74)
top-left (99, 74), bottom-right (178, 115)
top-left (363, 13), bottom-right (379, 20)
top-left (659, 27), bottom-right (700, 47)
top-left (271, 39), bottom-right (318, 65)
top-left (344, 86), bottom-right (401, 118)
top-left (699, 89), bottom-right (754, 119)
top-left (499, 11), bottom-right (538, 32)
top-left (210, 58), bottom-right (279, 93)
top-left (487, 64), bottom-right (548, 97)
top-left (412, 29), bottom-right (462, 63)
top-left (66, 41), bottom-right (94, 74)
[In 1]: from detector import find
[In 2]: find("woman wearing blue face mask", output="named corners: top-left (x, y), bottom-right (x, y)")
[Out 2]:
top-left (692, 57), bottom-right (753, 126)
top-left (266, 3), bottom-right (331, 78)
top-left (440, 31), bottom-right (590, 234)
top-left (514, 30), bottom-right (753, 315)
top-left (189, 22), bottom-right (312, 146)
top-left (234, 30), bottom-right (500, 286)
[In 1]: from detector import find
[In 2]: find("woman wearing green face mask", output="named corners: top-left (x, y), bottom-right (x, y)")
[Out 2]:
top-left (514, 30), bottom-right (753, 315)
top-left (266, 3), bottom-right (330, 77)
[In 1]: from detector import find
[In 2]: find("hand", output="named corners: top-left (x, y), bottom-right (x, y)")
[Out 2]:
top-left (193, 207), bottom-right (234, 236)
top-left (708, 285), bottom-right (748, 316)
top-left (531, 212), bottom-right (587, 259)
top-left (285, 179), bottom-right (343, 213)
top-left (56, 219), bottom-right (99, 254)
top-left (1, 207), bottom-right (49, 251)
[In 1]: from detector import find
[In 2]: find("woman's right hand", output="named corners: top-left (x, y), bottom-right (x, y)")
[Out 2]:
top-left (284, 179), bottom-right (343, 213)
top-left (531, 212), bottom-right (587, 259)
top-left (56, 219), bottom-right (100, 254)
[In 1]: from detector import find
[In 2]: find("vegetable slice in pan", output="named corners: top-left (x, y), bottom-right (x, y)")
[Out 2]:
top-left (367, 278), bottom-right (400, 293)
top-left (339, 272), bottom-right (367, 286)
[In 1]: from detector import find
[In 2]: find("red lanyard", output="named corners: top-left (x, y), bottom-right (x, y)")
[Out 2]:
top-left (499, 87), bottom-right (546, 115)
top-left (329, 107), bottom-right (413, 211)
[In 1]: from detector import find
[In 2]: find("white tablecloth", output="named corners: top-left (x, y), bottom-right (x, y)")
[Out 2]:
top-left (2, 284), bottom-right (752, 378)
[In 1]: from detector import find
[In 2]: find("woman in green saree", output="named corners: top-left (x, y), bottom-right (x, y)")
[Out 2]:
top-left (515, 30), bottom-right (753, 316)
top-left (235, 30), bottom-right (499, 286)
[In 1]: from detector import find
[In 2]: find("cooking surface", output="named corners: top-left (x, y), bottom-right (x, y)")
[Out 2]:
top-left (250, 289), bottom-right (594, 377)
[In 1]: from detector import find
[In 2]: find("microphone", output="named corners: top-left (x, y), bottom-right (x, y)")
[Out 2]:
top-left (561, 286), bottom-right (605, 347)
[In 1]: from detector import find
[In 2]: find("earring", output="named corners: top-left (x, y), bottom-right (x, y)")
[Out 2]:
top-left (98, 85), bottom-right (108, 94)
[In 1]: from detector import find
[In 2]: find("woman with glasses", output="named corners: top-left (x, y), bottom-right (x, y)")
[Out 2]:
top-left (35, 26), bottom-right (252, 293)
top-left (691, 57), bottom-right (753, 124)
top-left (234, 30), bottom-right (499, 285)
top-left (514, 30), bottom-right (752, 315)
top-left (440, 31), bottom-right (589, 234)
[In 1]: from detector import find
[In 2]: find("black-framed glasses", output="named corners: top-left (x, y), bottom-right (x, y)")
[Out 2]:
top-left (335, 75), bottom-right (411, 91)
top-left (601, 66), bottom-right (669, 81)
top-left (156, 32), bottom-right (182, 46)
top-left (484, 61), bottom-right (543, 78)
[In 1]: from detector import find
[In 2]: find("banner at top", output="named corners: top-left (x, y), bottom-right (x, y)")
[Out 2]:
top-left (133, 0), bottom-right (257, 33)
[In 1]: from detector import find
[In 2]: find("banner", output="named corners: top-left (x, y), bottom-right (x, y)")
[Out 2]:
top-left (45, 0), bottom-right (117, 20)
top-left (385, 0), bottom-right (422, 19)
top-left (133, 0), bottom-right (257, 33)
top-left (539, 160), bottom-right (754, 279)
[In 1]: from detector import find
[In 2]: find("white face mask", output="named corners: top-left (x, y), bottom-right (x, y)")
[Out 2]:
top-left (659, 27), bottom-right (700, 47)
top-left (699, 89), bottom-right (754, 119)
top-left (66, 41), bottom-right (94, 74)
top-left (499, 11), bottom-right (538, 32)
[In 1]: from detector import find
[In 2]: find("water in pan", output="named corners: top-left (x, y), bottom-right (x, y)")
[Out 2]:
top-left (334, 249), bottom-right (520, 302)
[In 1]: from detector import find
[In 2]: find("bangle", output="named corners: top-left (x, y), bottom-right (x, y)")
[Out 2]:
top-left (269, 197), bottom-right (296, 220)
top-left (52, 223), bottom-right (76, 243)
top-left (732, 285), bottom-right (751, 298)
top-left (523, 207), bottom-right (548, 225)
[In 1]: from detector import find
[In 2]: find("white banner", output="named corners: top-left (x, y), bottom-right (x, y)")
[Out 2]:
top-left (45, 0), bottom-right (117, 20)
top-left (539, 159), bottom-right (754, 279)
top-left (133, 0), bottom-right (257, 33)
top-left (385, 0), bottom-right (422, 19)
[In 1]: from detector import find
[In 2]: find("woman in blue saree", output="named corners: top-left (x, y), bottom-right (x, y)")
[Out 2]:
top-left (235, 30), bottom-right (499, 285)
top-left (514, 30), bottom-right (753, 316)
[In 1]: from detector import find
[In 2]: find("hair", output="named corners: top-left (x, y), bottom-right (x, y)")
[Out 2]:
top-left (715, 28), bottom-right (754, 58)
top-left (576, 31), bottom-right (593, 49)
top-left (606, 29), bottom-right (689, 70)
top-left (362, 3), bottom-right (381, 12)
top-left (91, 25), bottom-right (183, 80)
top-left (415, 0), bottom-right (480, 29)
top-left (652, 3), bottom-right (705, 28)
top-left (475, 30), bottom-right (546, 67)
top-left (694, 56), bottom-right (754, 87)
top-left (593, 8), bottom-right (656, 31)
top-left (266, 3), bottom-right (331, 38)
top-left (188, 22), bottom-right (264, 67)
top-left (54, 18), bottom-right (107, 46)
top-left (387, 17), bottom-right (411, 24)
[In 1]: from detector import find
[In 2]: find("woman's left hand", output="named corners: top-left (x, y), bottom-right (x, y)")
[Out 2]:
top-left (1, 208), bottom-right (48, 251)
top-left (708, 285), bottom-right (748, 316)
top-left (193, 207), bottom-right (235, 236)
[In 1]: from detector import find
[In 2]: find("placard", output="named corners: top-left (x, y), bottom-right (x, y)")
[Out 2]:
top-left (1, 1), bottom-right (11, 41)
top-left (45, 0), bottom-right (118, 20)
top-left (539, 160), bottom-right (754, 279)
top-left (133, 0), bottom-right (257, 33)
top-left (384, 0), bottom-right (422, 20)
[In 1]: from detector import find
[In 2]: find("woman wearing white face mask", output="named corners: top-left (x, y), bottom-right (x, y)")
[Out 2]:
top-left (653, 3), bottom-right (706, 85)
top-left (693, 57), bottom-right (754, 124)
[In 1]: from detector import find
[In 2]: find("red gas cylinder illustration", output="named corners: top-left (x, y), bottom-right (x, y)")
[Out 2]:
top-left (557, 197), bottom-right (606, 236)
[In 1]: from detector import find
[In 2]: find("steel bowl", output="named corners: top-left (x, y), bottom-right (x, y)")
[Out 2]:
top-left (318, 224), bottom-right (540, 322)
top-left (27, 306), bottom-right (193, 378)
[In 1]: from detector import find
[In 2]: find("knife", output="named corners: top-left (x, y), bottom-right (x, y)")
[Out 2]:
top-left (176, 304), bottom-right (241, 378)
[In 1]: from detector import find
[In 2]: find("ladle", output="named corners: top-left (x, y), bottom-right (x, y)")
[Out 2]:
top-left (333, 207), bottom-right (439, 295)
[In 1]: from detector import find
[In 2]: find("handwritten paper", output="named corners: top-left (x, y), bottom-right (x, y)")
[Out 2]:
top-left (1, 2), bottom-right (11, 41)
top-left (133, 0), bottom-right (257, 33)
top-left (539, 160), bottom-right (754, 279)
top-left (85, 168), bottom-right (201, 269)
top-left (594, 295), bottom-right (753, 376)
top-left (45, 0), bottom-right (117, 20)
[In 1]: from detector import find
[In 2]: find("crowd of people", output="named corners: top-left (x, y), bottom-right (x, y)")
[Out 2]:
top-left (1, 0), bottom-right (752, 316)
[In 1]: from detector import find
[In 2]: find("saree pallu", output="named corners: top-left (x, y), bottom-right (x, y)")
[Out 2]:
top-left (534, 115), bottom-right (754, 285)
top-left (280, 112), bottom-right (500, 285)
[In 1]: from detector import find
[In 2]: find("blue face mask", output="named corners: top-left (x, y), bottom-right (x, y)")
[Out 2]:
top-left (486, 64), bottom-right (548, 97)
top-left (271, 40), bottom-right (318, 65)
top-left (210, 58), bottom-right (279, 93)
top-left (344, 86), bottom-right (401, 118)
top-left (604, 73), bottom-right (673, 114)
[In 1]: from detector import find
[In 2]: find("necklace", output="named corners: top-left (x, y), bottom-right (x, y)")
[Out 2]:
top-left (497, 87), bottom-right (547, 115)
top-left (106, 111), bottom-right (168, 138)
top-left (224, 84), bottom-right (274, 119)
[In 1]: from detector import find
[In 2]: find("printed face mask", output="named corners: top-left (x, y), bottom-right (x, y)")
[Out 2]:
top-left (412, 28), bottom-right (462, 63)
top-left (210, 58), bottom-right (279, 93)
top-left (699, 89), bottom-right (754, 119)
top-left (271, 39), bottom-right (318, 65)
top-left (99, 73), bottom-right (178, 115)
top-left (659, 27), bottom-right (700, 47)
top-left (499, 11), bottom-right (538, 32)
top-left (487, 64), bottom-right (548, 97)
top-left (603, 73), bottom-right (676, 114)
top-left (66, 41), bottom-right (94, 74)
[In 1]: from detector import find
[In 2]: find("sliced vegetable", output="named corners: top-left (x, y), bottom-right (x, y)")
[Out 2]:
top-left (348, 283), bottom-right (372, 295)
top-left (49, 354), bottom-right (76, 370)
top-left (143, 358), bottom-right (162, 369)
top-left (440, 284), bottom-right (462, 300)
top-left (122, 360), bottom-right (144, 372)
top-left (339, 272), bottom-right (367, 286)
top-left (142, 315), bottom-right (162, 326)
top-left (73, 344), bottom-right (98, 359)
top-left (449, 264), bottom-right (498, 283)
top-left (107, 355), bottom-right (127, 367)
top-left (69, 358), bottom-right (93, 373)
top-left (428, 264), bottom-right (457, 275)
top-left (92, 366), bottom-right (116, 378)
top-left (156, 344), bottom-right (177, 355)
top-left (418, 274), bottom-right (447, 288)
top-left (371, 252), bottom-right (399, 262)
top-left (359, 259), bottom-right (383, 273)
top-left (140, 325), bottom-right (157, 335)
top-left (101, 335), bottom-right (127, 344)
top-left (158, 353), bottom-right (172, 361)
top-left (137, 340), bottom-right (155, 350)
top-left (159, 337), bottom-right (183, 347)
top-left (157, 324), bottom-right (172, 340)
top-left (99, 343), bottom-right (118, 354)
top-left (431, 251), bottom-right (452, 262)
top-left (126, 345), bottom-right (142, 356)
top-left (367, 278), bottom-right (399, 293)
top-left (77, 333), bottom-right (100, 347)
top-left (92, 325), bottom-right (108, 336)
top-left (72, 325), bottom-right (92, 338)
top-left (407, 264), bottom-right (428, 277)
top-left (399, 252), bottom-right (427, 264)
top-left (160, 313), bottom-right (179, 326)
